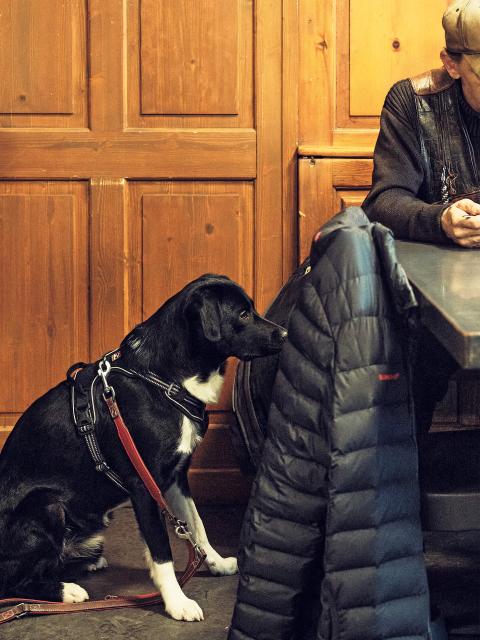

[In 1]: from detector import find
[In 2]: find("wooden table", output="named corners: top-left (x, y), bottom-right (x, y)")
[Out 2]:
top-left (396, 240), bottom-right (480, 369)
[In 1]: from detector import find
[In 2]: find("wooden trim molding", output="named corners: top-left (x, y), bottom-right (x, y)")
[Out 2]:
top-left (255, 0), bottom-right (284, 311)
top-left (298, 145), bottom-right (374, 158)
top-left (0, 130), bottom-right (257, 179)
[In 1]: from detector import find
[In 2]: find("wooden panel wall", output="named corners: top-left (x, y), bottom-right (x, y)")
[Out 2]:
top-left (0, 182), bottom-right (89, 411)
top-left (298, 158), bottom-right (371, 260)
top-left (0, 0), bottom-right (297, 504)
top-left (298, 0), bottom-right (447, 154)
top-left (0, 0), bottom-right (87, 128)
top-left (140, 0), bottom-right (240, 115)
top-left (130, 182), bottom-right (254, 313)
top-left (349, 1), bottom-right (445, 116)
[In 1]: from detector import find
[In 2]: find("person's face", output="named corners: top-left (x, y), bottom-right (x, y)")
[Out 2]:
top-left (458, 55), bottom-right (480, 84)
top-left (442, 50), bottom-right (480, 105)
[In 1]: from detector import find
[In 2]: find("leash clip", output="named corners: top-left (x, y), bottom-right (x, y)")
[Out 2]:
top-left (174, 522), bottom-right (204, 562)
top-left (98, 358), bottom-right (115, 401)
top-left (174, 522), bottom-right (205, 562)
top-left (174, 520), bottom-right (191, 540)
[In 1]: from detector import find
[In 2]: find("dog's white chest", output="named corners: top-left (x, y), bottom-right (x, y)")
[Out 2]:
top-left (183, 370), bottom-right (224, 404)
top-left (176, 416), bottom-right (202, 456)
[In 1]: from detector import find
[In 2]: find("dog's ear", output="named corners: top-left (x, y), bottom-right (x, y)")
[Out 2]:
top-left (198, 295), bottom-right (222, 342)
top-left (185, 289), bottom-right (222, 342)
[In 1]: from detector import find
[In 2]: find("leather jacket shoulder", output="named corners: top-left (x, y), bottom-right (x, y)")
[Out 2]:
top-left (410, 68), bottom-right (455, 96)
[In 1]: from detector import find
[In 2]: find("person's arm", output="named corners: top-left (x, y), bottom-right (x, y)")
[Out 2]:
top-left (363, 80), bottom-right (450, 243)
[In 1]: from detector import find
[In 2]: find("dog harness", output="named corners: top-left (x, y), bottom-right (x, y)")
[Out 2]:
top-left (67, 349), bottom-right (206, 491)
top-left (0, 350), bottom-right (208, 625)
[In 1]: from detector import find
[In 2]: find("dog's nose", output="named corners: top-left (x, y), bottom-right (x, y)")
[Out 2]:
top-left (278, 328), bottom-right (288, 342)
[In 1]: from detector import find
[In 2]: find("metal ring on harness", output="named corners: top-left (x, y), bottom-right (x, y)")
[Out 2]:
top-left (102, 386), bottom-right (116, 402)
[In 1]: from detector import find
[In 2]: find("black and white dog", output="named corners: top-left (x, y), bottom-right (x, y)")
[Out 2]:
top-left (0, 274), bottom-right (287, 621)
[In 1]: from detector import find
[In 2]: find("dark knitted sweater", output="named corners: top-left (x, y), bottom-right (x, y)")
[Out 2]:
top-left (363, 78), bottom-right (480, 243)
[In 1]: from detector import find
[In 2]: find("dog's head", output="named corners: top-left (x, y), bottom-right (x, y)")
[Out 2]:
top-left (121, 275), bottom-right (288, 376)
top-left (183, 274), bottom-right (287, 362)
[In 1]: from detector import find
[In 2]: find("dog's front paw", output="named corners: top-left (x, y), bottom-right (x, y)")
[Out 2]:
top-left (164, 593), bottom-right (204, 622)
top-left (207, 555), bottom-right (238, 576)
top-left (86, 555), bottom-right (108, 572)
top-left (62, 582), bottom-right (89, 603)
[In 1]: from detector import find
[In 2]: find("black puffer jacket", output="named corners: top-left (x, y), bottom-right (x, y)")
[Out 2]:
top-left (228, 208), bottom-right (430, 640)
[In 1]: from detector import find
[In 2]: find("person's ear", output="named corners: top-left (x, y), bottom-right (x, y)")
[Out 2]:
top-left (441, 49), bottom-right (461, 79)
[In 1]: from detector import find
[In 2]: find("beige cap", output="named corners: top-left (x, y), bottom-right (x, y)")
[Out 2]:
top-left (443, 0), bottom-right (480, 76)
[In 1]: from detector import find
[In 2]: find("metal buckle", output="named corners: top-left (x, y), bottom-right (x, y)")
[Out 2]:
top-left (98, 358), bottom-right (111, 388)
top-left (78, 422), bottom-right (95, 434)
top-left (1, 604), bottom-right (29, 621)
top-left (166, 383), bottom-right (186, 403)
top-left (95, 461), bottom-right (110, 473)
top-left (15, 610), bottom-right (28, 619)
top-left (102, 387), bottom-right (116, 402)
top-left (166, 383), bottom-right (178, 397)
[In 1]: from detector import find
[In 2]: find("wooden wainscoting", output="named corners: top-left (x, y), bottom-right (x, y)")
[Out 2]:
top-left (298, 0), bottom-right (447, 154)
top-left (0, 0), bottom-right (299, 504)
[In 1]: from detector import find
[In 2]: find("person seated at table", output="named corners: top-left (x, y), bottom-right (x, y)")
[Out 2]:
top-left (363, 0), bottom-right (480, 248)
top-left (363, 0), bottom-right (480, 444)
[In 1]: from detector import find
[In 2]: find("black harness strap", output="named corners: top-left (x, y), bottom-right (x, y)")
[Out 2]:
top-left (128, 368), bottom-right (206, 423)
top-left (66, 351), bottom-right (207, 491)
top-left (67, 362), bottom-right (128, 492)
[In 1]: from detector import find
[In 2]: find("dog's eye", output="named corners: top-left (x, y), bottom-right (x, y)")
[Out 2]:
top-left (239, 310), bottom-right (251, 320)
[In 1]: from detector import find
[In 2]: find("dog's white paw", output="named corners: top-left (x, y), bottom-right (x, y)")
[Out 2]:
top-left (62, 582), bottom-right (89, 603)
top-left (207, 555), bottom-right (238, 576)
top-left (86, 555), bottom-right (108, 572)
top-left (164, 593), bottom-right (204, 622)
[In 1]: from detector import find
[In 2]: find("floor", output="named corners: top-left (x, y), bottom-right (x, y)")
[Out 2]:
top-left (1, 505), bottom-right (479, 640)
top-left (426, 530), bottom-right (480, 638)
top-left (1, 505), bottom-right (243, 640)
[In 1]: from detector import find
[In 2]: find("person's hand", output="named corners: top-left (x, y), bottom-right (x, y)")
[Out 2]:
top-left (441, 198), bottom-right (480, 247)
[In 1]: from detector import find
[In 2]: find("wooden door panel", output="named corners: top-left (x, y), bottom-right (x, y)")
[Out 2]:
top-left (143, 193), bottom-right (244, 308)
top-left (298, 157), bottom-right (373, 261)
top-left (0, 0), bottom-right (256, 178)
top-left (0, 182), bottom-right (89, 416)
top-left (299, 0), bottom-right (447, 152)
top-left (140, 0), bottom-right (239, 115)
top-left (127, 0), bottom-right (253, 128)
top-left (129, 181), bottom-right (254, 318)
top-left (336, 190), bottom-right (369, 211)
top-left (350, 0), bottom-right (445, 117)
top-left (0, 0), bottom-right (88, 128)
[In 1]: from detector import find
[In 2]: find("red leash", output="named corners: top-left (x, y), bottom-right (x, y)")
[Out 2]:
top-left (102, 392), bottom-right (207, 584)
top-left (0, 592), bottom-right (166, 624)
top-left (0, 363), bottom-right (207, 624)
